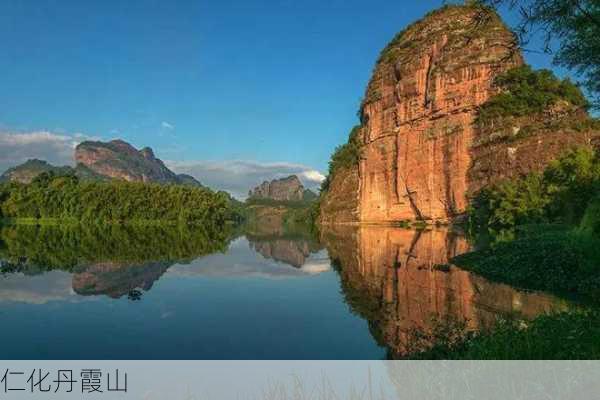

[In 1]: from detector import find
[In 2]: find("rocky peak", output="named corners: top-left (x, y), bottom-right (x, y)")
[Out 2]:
top-left (320, 4), bottom-right (600, 225)
top-left (359, 5), bottom-right (523, 222)
top-left (108, 139), bottom-right (138, 155)
top-left (140, 147), bottom-right (155, 160)
top-left (248, 175), bottom-right (305, 201)
top-left (74, 139), bottom-right (201, 186)
top-left (0, 159), bottom-right (73, 184)
top-left (1, 139), bottom-right (202, 187)
top-left (321, 4), bottom-right (524, 224)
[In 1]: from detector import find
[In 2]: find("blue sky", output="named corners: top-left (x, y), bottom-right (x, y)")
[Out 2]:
top-left (0, 0), bottom-right (574, 197)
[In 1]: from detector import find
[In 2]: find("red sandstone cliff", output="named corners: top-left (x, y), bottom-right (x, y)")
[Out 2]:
top-left (323, 5), bottom-right (522, 223)
top-left (320, 4), bottom-right (599, 224)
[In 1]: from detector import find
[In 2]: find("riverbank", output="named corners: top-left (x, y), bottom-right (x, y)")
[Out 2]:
top-left (411, 309), bottom-right (600, 359)
top-left (451, 226), bottom-right (600, 302)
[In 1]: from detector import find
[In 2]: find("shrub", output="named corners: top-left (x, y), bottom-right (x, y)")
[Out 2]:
top-left (469, 147), bottom-right (600, 231)
top-left (412, 310), bottom-right (600, 360)
top-left (469, 173), bottom-right (550, 231)
top-left (477, 66), bottom-right (589, 125)
top-left (578, 197), bottom-right (600, 236)
top-left (321, 125), bottom-right (362, 192)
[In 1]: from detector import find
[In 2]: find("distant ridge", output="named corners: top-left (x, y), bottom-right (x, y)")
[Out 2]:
top-left (75, 139), bottom-right (202, 186)
top-left (1, 139), bottom-right (202, 187)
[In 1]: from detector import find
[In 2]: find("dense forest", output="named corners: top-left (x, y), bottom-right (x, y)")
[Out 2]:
top-left (0, 172), bottom-right (241, 226)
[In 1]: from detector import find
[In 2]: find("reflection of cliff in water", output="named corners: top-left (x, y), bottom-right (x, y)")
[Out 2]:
top-left (71, 261), bottom-right (171, 299)
top-left (0, 224), bottom-right (232, 299)
top-left (321, 225), bottom-right (570, 358)
top-left (247, 235), bottom-right (323, 268)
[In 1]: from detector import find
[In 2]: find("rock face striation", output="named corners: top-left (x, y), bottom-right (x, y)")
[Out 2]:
top-left (74, 139), bottom-right (202, 186)
top-left (358, 5), bottom-right (523, 223)
top-left (248, 175), bottom-right (308, 201)
top-left (320, 4), bottom-right (600, 224)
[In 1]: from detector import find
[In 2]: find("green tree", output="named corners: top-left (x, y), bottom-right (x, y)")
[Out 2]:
top-left (477, 65), bottom-right (589, 124)
top-left (469, 146), bottom-right (600, 231)
top-left (0, 172), bottom-right (242, 226)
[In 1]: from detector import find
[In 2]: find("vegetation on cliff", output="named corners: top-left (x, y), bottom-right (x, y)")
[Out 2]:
top-left (477, 66), bottom-right (589, 126)
top-left (320, 125), bottom-right (362, 193)
top-left (375, 3), bottom-right (504, 67)
top-left (0, 172), bottom-right (239, 226)
top-left (314, 125), bottom-right (362, 225)
top-left (469, 147), bottom-right (600, 231)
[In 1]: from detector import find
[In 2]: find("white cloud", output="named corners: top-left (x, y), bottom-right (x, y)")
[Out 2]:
top-left (166, 159), bottom-right (325, 199)
top-left (0, 130), bottom-right (101, 173)
top-left (161, 121), bottom-right (174, 130)
top-left (0, 271), bottom-right (88, 305)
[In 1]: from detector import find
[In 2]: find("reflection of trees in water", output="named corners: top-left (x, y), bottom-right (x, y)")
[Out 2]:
top-left (0, 223), bottom-right (233, 299)
top-left (321, 225), bottom-right (571, 358)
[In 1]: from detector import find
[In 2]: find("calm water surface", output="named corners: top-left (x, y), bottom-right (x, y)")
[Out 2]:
top-left (0, 224), bottom-right (570, 359)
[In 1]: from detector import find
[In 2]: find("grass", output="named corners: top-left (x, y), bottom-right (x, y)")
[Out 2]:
top-left (412, 310), bottom-right (600, 359)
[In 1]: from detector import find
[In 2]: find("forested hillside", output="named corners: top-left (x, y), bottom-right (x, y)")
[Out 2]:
top-left (0, 172), bottom-right (239, 226)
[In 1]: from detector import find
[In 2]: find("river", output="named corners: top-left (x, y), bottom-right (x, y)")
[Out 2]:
top-left (0, 223), bottom-right (570, 359)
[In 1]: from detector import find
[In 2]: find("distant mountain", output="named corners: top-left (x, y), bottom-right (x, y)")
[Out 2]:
top-left (75, 139), bottom-right (202, 186)
top-left (302, 188), bottom-right (318, 202)
top-left (1, 139), bottom-right (202, 187)
top-left (176, 173), bottom-right (204, 187)
top-left (248, 175), bottom-right (308, 202)
top-left (0, 159), bottom-right (73, 184)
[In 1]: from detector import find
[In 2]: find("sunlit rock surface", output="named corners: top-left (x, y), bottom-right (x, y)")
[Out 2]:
top-left (248, 175), bottom-right (306, 201)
